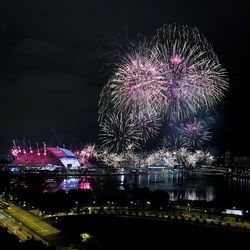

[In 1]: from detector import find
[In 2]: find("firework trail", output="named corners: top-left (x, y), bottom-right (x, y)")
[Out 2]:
top-left (99, 110), bottom-right (141, 153)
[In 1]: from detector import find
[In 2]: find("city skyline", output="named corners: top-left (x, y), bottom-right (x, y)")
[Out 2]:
top-left (0, 0), bottom-right (249, 155)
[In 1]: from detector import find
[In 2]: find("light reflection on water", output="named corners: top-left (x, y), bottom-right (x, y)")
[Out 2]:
top-left (10, 170), bottom-right (250, 203)
top-left (133, 171), bottom-right (216, 201)
top-left (42, 171), bottom-right (217, 201)
top-left (46, 176), bottom-right (92, 192)
top-left (168, 186), bottom-right (215, 201)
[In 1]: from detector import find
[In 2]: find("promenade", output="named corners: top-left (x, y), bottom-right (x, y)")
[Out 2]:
top-left (41, 205), bottom-right (250, 232)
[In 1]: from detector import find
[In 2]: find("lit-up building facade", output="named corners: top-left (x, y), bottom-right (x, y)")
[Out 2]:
top-left (10, 147), bottom-right (80, 170)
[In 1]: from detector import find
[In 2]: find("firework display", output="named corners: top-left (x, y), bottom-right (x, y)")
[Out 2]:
top-left (154, 24), bottom-right (228, 120)
top-left (98, 24), bottom-right (229, 153)
top-left (99, 111), bottom-right (142, 153)
top-left (179, 118), bottom-right (211, 149)
top-left (109, 50), bottom-right (164, 116)
top-left (162, 118), bottom-right (212, 150)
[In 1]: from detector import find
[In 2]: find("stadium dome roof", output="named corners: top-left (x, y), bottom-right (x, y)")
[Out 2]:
top-left (10, 147), bottom-right (80, 169)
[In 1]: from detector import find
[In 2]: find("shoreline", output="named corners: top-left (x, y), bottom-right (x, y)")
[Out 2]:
top-left (1, 168), bottom-right (250, 180)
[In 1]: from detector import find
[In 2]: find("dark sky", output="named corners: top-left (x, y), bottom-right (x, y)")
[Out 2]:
top-left (0, 0), bottom-right (249, 155)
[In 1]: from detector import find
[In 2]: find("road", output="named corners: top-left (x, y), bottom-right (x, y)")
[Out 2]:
top-left (0, 209), bottom-right (39, 242)
top-left (5, 202), bottom-right (60, 237)
top-left (0, 198), bottom-right (80, 249)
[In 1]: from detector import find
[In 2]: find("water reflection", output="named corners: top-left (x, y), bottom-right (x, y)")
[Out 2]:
top-left (168, 186), bottom-right (215, 201)
top-left (133, 171), bottom-right (215, 201)
top-left (44, 176), bottom-right (92, 192)
top-left (6, 170), bottom-right (250, 204)
top-left (42, 171), bottom-right (216, 201)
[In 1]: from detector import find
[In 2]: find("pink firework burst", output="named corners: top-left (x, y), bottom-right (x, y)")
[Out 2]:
top-left (170, 55), bottom-right (183, 64)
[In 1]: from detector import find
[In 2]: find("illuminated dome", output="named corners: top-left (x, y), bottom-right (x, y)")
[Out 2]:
top-left (10, 147), bottom-right (80, 169)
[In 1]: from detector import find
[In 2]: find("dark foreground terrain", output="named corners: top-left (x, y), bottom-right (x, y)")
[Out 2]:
top-left (51, 215), bottom-right (250, 250)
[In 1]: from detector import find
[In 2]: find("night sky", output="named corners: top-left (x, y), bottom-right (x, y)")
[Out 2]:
top-left (0, 0), bottom-right (249, 155)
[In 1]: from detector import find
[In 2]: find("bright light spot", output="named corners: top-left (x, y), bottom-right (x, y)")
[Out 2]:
top-left (223, 209), bottom-right (243, 216)
top-left (80, 232), bottom-right (92, 242)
